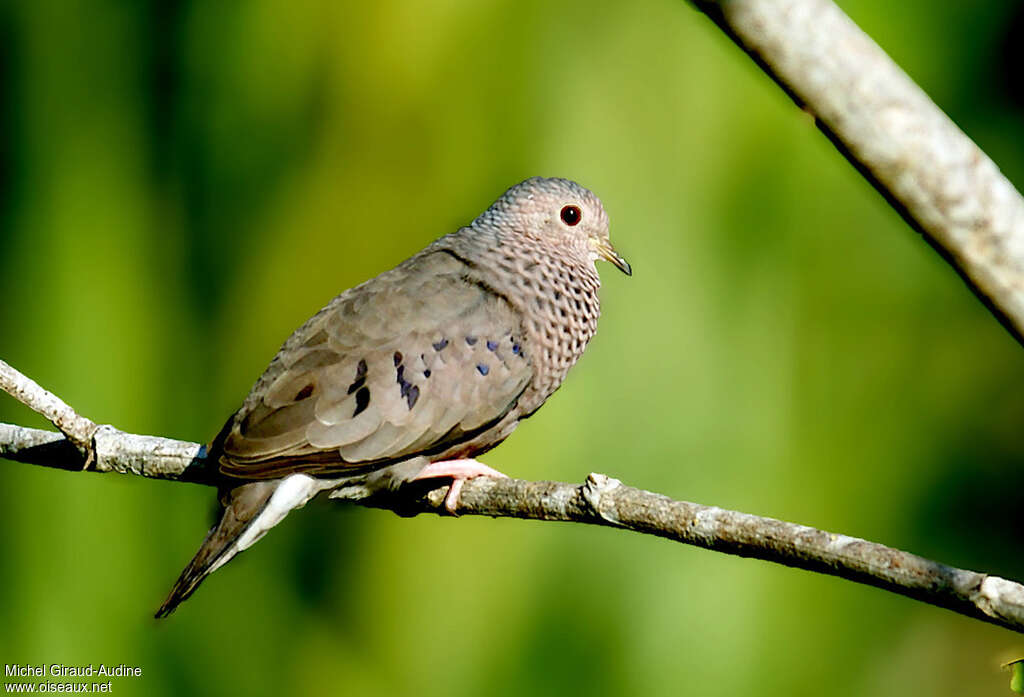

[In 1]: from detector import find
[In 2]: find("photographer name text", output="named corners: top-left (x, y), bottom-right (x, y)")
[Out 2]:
top-left (5, 666), bottom-right (140, 679)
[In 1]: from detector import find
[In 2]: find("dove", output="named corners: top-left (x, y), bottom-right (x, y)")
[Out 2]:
top-left (156, 176), bottom-right (630, 617)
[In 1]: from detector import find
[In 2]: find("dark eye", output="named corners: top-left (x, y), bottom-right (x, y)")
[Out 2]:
top-left (560, 205), bottom-right (581, 226)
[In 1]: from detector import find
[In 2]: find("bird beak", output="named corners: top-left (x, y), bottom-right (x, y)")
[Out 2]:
top-left (594, 239), bottom-right (632, 276)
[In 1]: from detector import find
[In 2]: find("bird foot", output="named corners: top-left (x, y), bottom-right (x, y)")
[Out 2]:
top-left (411, 459), bottom-right (508, 514)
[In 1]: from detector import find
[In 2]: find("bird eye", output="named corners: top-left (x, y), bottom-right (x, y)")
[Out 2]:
top-left (560, 205), bottom-right (582, 226)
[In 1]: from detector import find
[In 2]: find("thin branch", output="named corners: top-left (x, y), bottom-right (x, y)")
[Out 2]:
top-left (2, 361), bottom-right (1023, 634)
top-left (0, 360), bottom-right (98, 457)
top-left (692, 0), bottom-right (1024, 345)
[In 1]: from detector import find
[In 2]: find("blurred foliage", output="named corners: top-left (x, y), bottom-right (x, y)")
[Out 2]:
top-left (2, 0), bottom-right (1024, 695)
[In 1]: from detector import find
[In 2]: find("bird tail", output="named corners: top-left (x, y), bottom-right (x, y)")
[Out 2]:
top-left (155, 480), bottom-right (278, 618)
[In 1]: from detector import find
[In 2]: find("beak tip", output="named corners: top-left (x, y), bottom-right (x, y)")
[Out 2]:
top-left (611, 254), bottom-right (632, 276)
top-left (595, 240), bottom-right (632, 277)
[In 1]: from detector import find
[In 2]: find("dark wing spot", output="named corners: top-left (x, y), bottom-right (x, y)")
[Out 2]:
top-left (424, 369), bottom-right (431, 378)
top-left (477, 364), bottom-right (489, 376)
top-left (348, 358), bottom-right (370, 393)
top-left (486, 340), bottom-right (498, 351)
top-left (353, 387), bottom-right (371, 417)
top-left (396, 364), bottom-right (421, 406)
top-left (433, 339), bottom-right (448, 351)
top-left (294, 384), bottom-right (314, 401)
top-left (465, 336), bottom-right (477, 345)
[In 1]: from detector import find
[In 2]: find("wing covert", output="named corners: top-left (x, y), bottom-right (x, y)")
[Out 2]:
top-left (219, 250), bottom-right (533, 478)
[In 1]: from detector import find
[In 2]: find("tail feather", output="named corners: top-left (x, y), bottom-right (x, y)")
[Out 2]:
top-left (155, 481), bottom-right (278, 618)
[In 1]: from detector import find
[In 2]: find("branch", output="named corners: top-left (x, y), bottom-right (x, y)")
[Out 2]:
top-left (693, 0), bottom-right (1024, 345)
top-left (2, 359), bottom-right (1023, 633)
top-left (0, 360), bottom-right (98, 458)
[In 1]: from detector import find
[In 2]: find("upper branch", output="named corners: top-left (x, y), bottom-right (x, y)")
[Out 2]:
top-left (693, 0), bottom-right (1024, 345)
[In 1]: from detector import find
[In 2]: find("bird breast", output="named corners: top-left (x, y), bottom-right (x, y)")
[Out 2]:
top-left (474, 239), bottom-right (602, 415)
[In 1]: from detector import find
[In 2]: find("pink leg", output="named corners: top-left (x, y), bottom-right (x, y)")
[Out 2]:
top-left (411, 459), bottom-right (508, 514)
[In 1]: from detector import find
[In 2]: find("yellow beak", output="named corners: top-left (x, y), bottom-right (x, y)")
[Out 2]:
top-left (594, 239), bottom-right (632, 276)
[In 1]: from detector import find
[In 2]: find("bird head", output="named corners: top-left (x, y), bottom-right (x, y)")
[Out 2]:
top-left (474, 177), bottom-right (632, 276)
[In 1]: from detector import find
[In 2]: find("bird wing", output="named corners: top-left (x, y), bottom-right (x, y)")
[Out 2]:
top-left (218, 249), bottom-right (534, 479)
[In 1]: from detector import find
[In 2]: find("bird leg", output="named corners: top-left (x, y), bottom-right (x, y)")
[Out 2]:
top-left (410, 459), bottom-right (508, 514)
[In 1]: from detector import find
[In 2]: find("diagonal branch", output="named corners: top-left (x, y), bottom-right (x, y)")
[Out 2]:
top-left (0, 360), bottom-right (98, 458)
top-left (692, 0), bottom-right (1024, 346)
top-left (2, 359), bottom-right (1023, 633)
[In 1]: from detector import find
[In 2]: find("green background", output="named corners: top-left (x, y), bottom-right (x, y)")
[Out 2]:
top-left (3, 0), bottom-right (1024, 695)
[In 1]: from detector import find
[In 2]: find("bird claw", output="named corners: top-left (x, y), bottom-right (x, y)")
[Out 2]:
top-left (410, 459), bottom-right (508, 514)
top-left (444, 479), bottom-right (465, 514)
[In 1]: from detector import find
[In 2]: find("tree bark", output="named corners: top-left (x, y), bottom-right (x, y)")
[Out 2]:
top-left (2, 359), bottom-right (1023, 634)
top-left (693, 0), bottom-right (1024, 344)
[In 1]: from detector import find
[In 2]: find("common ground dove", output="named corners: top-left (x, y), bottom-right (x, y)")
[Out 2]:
top-left (156, 176), bottom-right (630, 617)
